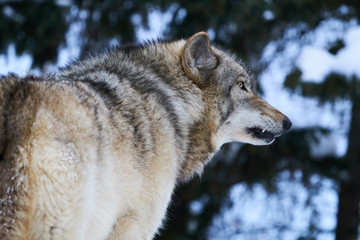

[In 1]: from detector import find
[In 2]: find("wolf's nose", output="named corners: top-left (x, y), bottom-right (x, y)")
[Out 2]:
top-left (283, 117), bottom-right (292, 130)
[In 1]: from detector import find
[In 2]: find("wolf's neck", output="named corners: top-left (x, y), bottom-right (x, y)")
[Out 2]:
top-left (175, 102), bottom-right (220, 181)
top-left (144, 43), bottom-right (220, 181)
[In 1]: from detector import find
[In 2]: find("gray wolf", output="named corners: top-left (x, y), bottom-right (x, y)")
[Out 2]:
top-left (0, 32), bottom-right (291, 240)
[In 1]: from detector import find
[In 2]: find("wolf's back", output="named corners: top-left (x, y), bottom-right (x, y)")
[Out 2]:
top-left (0, 66), bottom-right (184, 239)
top-left (0, 80), bottom-right (4, 159)
top-left (0, 75), bottom-right (12, 160)
top-left (0, 75), bottom-right (33, 161)
top-left (0, 75), bottom-right (24, 239)
top-left (0, 75), bottom-right (24, 165)
top-left (0, 75), bottom-right (101, 239)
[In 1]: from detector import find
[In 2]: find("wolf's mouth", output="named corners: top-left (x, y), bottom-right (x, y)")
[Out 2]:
top-left (247, 127), bottom-right (275, 142)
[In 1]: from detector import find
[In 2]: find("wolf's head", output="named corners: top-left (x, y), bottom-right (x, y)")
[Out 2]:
top-left (181, 32), bottom-right (292, 149)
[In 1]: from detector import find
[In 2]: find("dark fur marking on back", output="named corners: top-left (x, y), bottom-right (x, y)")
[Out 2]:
top-left (80, 79), bottom-right (120, 109)
top-left (58, 44), bottom-right (184, 158)
top-left (0, 142), bottom-right (6, 162)
top-left (124, 111), bottom-right (150, 160)
top-left (130, 78), bottom-right (182, 137)
top-left (105, 42), bottom-right (184, 141)
top-left (92, 106), bottom-right (104, 162)
top-left (104, 66), bottom-right (183, 140)
top-left (73, 78), bottom-right (151, 161)
top-left (1, 78), bottom-right (26, 162)
top-left (116, 38), bottom-right (173, 55)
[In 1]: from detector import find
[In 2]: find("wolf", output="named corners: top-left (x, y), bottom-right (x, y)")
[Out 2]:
top-left (0, 32), bottom-right (291, 240)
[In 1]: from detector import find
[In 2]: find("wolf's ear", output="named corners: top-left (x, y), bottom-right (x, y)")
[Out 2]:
top-left (181, 32), bottom-right (218, 85)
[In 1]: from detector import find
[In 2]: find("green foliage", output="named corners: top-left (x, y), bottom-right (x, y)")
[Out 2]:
top-left (298, 237), bottom-right (316, 240)
top-left (285, 71), bottom-right (352, 104)
top-left (302, 73), bottom-right (350, 102)
top-left (328, 39), bottom-right (345, 55)
top-left (284, 68), bottom-right (302, 91)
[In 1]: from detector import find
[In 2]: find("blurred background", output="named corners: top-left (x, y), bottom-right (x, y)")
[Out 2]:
top-left (0, 0), bottom-right (359, 239)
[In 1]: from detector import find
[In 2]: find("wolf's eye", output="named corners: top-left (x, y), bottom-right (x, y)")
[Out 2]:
top-left (238, 81), bottom-right (247, 91)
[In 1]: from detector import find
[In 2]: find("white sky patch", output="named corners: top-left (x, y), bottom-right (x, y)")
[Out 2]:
top-left (263, 10), bottom-right (275, 21)
top-left (55, 0), bottom-right (71, 7)
top-left (0, 44), bottom-right (32, 76)
top-left (297, 25), bottom-right (360, 82)
top-left (297, 47), bottom-right (336, 82)
top-left (332, 26), bottom-right (360, 77)
top-left (133, 7), bottom-right (175, 43)
top-left (309, 130), bottom-right (345, 159)
top-left (207, 28), bottom-right (216, 41)
top-left (57, 21), bottom-right (83, 68)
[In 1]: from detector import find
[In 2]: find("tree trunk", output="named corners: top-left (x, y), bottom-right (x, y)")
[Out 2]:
top-left (335, 84), bottom-right (360, 240)
top-left (335, 180), bottom-right (359, 240)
